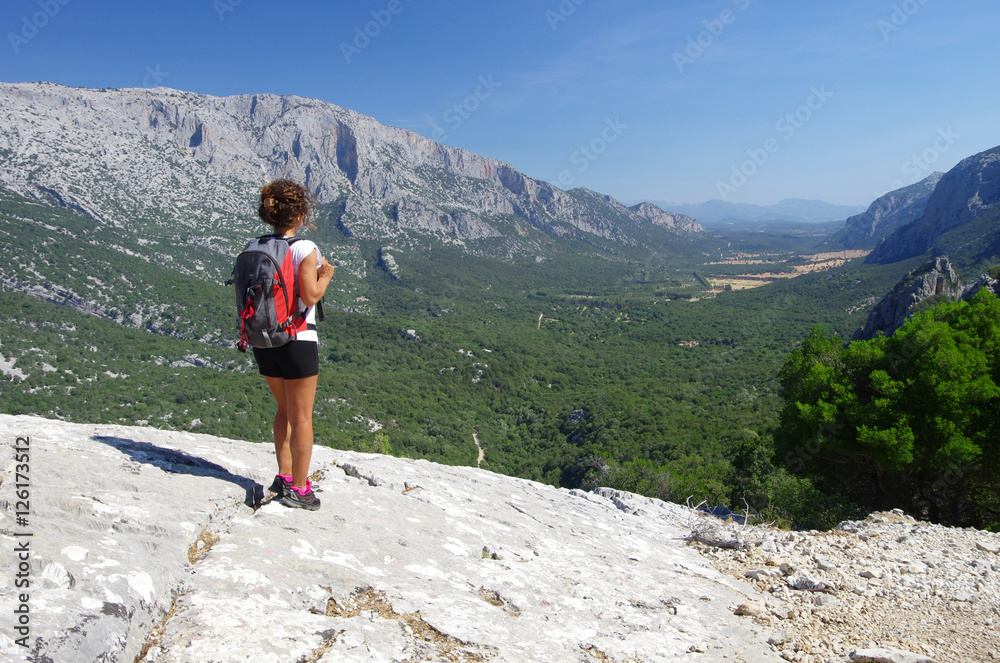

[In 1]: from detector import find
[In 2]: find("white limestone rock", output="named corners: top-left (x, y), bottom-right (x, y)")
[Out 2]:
top-left (0, 414), bottom-right (778, 662)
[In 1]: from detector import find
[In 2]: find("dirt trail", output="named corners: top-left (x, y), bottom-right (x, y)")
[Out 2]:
top-left (473, 429), bottom-right (484, 467)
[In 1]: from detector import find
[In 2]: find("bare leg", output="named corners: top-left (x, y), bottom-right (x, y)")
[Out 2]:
top-left (263, 376), bottom-right (293, 477)
top-left (280, 374), bottom-right (319, 489)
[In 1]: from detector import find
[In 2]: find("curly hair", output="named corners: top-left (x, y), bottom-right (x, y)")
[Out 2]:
top-left (258, 180), bottom-right (316, 232)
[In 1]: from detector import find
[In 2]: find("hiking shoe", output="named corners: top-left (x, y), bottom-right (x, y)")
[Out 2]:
top-left (268, 474), bottom-right (292, 498)
top-left (281, 481), bottom-right (321, 511)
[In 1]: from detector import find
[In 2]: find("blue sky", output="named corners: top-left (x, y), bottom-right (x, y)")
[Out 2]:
top-left (3, 0), bottom-right (999, 207)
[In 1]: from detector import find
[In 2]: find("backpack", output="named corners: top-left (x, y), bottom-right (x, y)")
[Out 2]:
top-left (230, 235), bottom-right (309, 352)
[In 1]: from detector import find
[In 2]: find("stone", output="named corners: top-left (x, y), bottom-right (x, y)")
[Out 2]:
top-left (813, 555), bottom-right (837, 572)
top-left (849, 646), bottom-right (936, 663)
top-left (788, 575), bottom-right (827, 592)
top-left (735, 600), bottom-right (768, 617)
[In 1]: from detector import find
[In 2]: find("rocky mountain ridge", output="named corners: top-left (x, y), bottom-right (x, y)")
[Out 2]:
top-left (0, 82), bottom-right (703, 263)
top-left (866, 147), bottom-right (1000, 264)
top-left (818, 173), bottom-right (942, 251)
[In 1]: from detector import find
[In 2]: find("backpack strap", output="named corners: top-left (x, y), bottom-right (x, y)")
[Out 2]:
top-left (285, 237), bottom-right (325, 322)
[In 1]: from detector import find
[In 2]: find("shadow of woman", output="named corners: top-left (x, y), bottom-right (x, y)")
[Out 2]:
top-left (92, 435), bottom-right (264, 508)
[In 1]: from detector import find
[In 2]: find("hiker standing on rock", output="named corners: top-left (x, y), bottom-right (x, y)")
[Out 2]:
top-left (241, 179), bottom-right (334, 510)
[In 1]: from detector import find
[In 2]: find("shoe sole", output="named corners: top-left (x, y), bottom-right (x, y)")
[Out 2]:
top-left (280, 495), bottom-right (321, 511)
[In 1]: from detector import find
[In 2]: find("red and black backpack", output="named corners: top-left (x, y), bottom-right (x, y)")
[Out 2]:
top-left (230, 235), bottom-right (309, 352)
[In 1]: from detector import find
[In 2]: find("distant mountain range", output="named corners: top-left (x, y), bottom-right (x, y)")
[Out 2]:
top-left (643, 198), bottom-right (867, 225)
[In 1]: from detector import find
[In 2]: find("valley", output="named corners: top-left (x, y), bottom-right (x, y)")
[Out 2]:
top-left (0, 181), bottom-right (913, 523)
top-left (0, 83), bottom-right (998, 531)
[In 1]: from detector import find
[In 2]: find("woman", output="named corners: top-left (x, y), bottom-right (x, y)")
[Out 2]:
top-left (253, 179), bottom-right (334, 510)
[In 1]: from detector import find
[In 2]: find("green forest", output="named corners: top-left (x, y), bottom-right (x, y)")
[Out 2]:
top-left (2, 186), bottom-right (998, 530)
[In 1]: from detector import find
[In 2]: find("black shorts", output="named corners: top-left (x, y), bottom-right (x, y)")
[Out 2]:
top-left (252, 341), bottom-right (319, 380)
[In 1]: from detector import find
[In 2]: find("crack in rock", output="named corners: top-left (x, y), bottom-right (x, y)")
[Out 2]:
top-left (326, 587), bottom-right (496, 661)
top-left (477, 587), bottom-right (521, 617)
top-left (299, 628), bottom-right (345, 663)
top-left (134, 591), bottom-right (189, 663)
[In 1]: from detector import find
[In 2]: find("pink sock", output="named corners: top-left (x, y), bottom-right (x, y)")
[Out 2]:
top-left (291, 480), bottom-right (312, 496)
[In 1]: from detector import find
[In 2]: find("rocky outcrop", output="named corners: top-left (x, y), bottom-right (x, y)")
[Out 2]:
top-left (854, 257), bottom-right (1000, 339)
top-left (867, 147), bottom-right (1000, 264)
top-left (0, 82), bottom-right (702, 261)
top-left (853, 256), bottom-right (963, 339)
top-left (0, 414), bottom-right (780, 663)
top-left (961, 271), bottom-right (1000, 300)
top-left (820, 174), bottom-right (942, 251)
top-left (629, 202), bottom-right (704, 233)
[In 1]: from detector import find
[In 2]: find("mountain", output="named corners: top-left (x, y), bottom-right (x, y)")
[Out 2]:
top-left (866, 146), bottom-right (1000, 265)
top-left (817, 173), bottom-right (943, 251)
top-left (0, 82), bottom-right (703, 266)
top-left (649, 198), bottom-right (867, 226)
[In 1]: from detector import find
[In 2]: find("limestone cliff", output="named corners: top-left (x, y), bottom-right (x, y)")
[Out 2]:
top-left (866, 146), bottom-right (1000, 264)
top-left (819, 173), bottom-right (942, 251)
top-left (629, 202), bottom-right (703, 233)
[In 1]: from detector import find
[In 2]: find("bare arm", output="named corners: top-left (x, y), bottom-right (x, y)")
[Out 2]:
top-left (298, 251), bottom-right (334, 307)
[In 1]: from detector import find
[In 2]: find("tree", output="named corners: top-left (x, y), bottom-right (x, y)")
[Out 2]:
top-left (775, 290), bottom-right (1000, 527)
